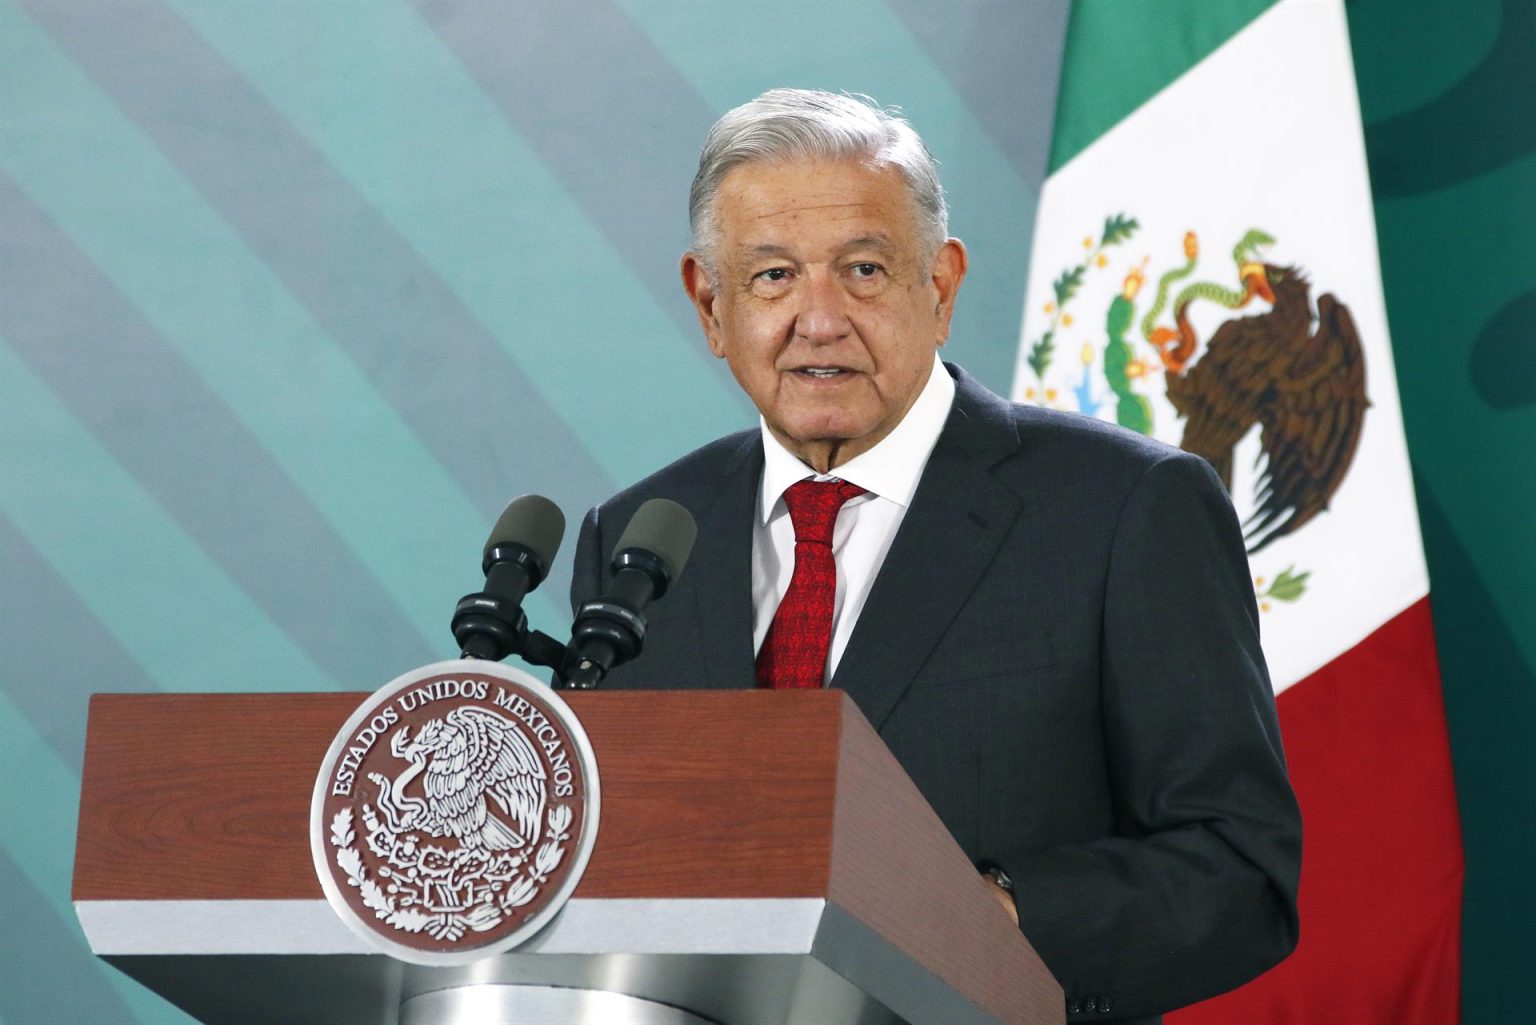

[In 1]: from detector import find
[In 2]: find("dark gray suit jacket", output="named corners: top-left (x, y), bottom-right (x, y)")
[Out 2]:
top-left (571, 364), bottom-right (1301, 1023)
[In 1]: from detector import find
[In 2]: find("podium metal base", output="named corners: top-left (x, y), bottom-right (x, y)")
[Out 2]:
top-left (87, 898), bottom-right (994, 1024)
top-left (400, 985), bottom-right (719, 1025)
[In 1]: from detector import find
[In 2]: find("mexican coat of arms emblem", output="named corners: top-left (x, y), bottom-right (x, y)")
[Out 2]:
top-left (311, 659), bottom-right (599, 965)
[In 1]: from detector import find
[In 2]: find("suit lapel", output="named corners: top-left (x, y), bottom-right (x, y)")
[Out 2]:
top-left (676, 432), bottom-right (762, 689)
top-left (832, 370), bottom-right (1023, 729)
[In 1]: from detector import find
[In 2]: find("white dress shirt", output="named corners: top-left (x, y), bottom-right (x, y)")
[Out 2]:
top-left (753, 354), bottom-right (956, 683)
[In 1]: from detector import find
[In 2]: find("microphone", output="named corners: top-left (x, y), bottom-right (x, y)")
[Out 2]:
top-left (565, 498), bottom-right (697, 689)
top-left (452, 495), bottom-right (565, 661)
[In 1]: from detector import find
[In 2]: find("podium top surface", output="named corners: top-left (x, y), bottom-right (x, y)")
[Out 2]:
top-left (75, 688), bottom-right (854, 902)
top-left (75, 687), bottom-right (1061, 1025)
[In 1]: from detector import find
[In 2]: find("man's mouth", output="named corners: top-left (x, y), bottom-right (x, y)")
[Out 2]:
top-left (795, 367), bottom-right (848, 379)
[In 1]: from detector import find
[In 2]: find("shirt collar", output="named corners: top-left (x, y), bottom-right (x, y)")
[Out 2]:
top-left (758, 354), bottom-right (956, 524)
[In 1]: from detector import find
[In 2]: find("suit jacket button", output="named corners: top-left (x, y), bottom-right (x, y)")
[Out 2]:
top-left (1098, 996), bottom-right (1112, 1013)
top-left (1066, 997), bottom-right (1082, 1014)
top-left (1084, 995), bottom-right (1099, 1012)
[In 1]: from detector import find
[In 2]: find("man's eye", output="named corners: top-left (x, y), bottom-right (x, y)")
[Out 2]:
top-left (757, 268), bottom-right (791, 282)
top-left (850, 263), bottom-right (882, 277)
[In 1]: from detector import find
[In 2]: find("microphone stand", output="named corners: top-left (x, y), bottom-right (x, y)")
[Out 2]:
top-left (453, 587), bottom-right (575, 683)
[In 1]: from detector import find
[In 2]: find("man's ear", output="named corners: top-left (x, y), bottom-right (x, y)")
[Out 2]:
top-left (929, 238), bottom-right (968, 346)
top-left (681, 253), bottom-right (726, 357)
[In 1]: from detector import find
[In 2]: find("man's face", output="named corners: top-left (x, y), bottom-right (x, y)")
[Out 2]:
top-left (682, 159), bottom-right (967, 472)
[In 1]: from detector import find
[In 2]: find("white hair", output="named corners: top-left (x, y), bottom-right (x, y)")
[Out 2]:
top-left (688, 88), bottom-right (949, 275)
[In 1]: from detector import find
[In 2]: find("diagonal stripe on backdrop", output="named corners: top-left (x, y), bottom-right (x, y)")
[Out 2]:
top-left (0, 687), bottom-right (198, 1025)
top-left (884, 0), bottom-right (1067, 185)
top-left (0, 176), bottom-right (433, 687)
top-left (613, 0), bottom-right (1052, 393)
top-left (0, 850), bottom-right (143, 1025)
top-left (17, 0), bottom-right (614, 555)
top-left (0, 2), bottom-right (548, 643)
top-left (0, 332), bottom-right (331, 697)
top-left (162, 0), bottom-right (748, 490)
top-left (413, 0), bottom-right (726, 350)
top-left (0, 512), bottom-right (158, 769)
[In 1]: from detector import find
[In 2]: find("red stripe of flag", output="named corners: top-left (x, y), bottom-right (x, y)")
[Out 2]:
top-left (1173, 598), bottom-right (1463, 1023)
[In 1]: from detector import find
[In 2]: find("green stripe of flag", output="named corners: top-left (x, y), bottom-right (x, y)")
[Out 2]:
top-left (1049, 0), bottom-right (1276, 173)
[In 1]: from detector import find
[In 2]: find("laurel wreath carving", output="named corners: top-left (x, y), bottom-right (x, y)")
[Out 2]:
top-left (329, 801), bottom-right (572, 940)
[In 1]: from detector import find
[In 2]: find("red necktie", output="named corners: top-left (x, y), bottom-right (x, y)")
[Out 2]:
top-left (756, 479), bottom-right (866, 689)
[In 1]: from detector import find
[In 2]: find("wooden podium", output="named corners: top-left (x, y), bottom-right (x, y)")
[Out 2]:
top-left (74, 688), bottom-right (1062, 1025)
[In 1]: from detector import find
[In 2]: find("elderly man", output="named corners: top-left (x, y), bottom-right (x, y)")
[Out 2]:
top-left (572, 89), bottom-right (1300, 1023)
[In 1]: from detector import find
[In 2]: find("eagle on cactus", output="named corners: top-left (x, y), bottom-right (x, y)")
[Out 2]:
top-left (1165, 258), bottom-right (1369, 554)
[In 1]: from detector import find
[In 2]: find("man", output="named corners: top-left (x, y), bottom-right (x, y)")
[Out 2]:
top-left (571, 89), bottom-right (1300, 1023)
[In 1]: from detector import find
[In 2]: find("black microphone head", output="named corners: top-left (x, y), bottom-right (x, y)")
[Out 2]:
top-left (484, 494), bottom-right (565, 578)
top-left (612, 498), bottom-right (698, 582)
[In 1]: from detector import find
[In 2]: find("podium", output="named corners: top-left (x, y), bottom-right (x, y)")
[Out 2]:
top-left (74, 688), bottom-right (1062, 1024)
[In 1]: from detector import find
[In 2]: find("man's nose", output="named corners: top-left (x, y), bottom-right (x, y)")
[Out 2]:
top-left (793, 270), bottom-right (853, 343)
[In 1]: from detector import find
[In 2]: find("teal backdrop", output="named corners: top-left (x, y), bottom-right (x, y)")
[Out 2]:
top-left (2, 2), bottom-right (1533, 1024)
top-left (0, 2), bottom-right (1066, 1022)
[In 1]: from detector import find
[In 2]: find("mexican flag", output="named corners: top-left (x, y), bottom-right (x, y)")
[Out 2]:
top-left (1016, 1), bottom-right (1462, 1020)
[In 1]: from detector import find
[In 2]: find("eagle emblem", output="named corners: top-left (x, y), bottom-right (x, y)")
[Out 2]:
top-left (312, 661), bottom-right (598, 964)
top-left (370, 706), bottom-right (548, 853)
top-left (1164, 260), bottom-right (1367, 553)
top-left (1021, 218), bottom-right (1372, 604)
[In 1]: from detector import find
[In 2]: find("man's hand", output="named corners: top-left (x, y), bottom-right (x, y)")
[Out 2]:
top-left (984, 868), bottom-right (1019, 926)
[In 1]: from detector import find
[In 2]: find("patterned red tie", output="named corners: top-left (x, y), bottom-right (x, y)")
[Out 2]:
top-left (756, 479), bottom-right (866, 689)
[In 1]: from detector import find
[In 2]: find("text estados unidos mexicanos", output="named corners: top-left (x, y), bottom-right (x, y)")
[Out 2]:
top-left (329, 679), bottom-right (575, 799)
top-left (491, 687), bottom-right (576, 798)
